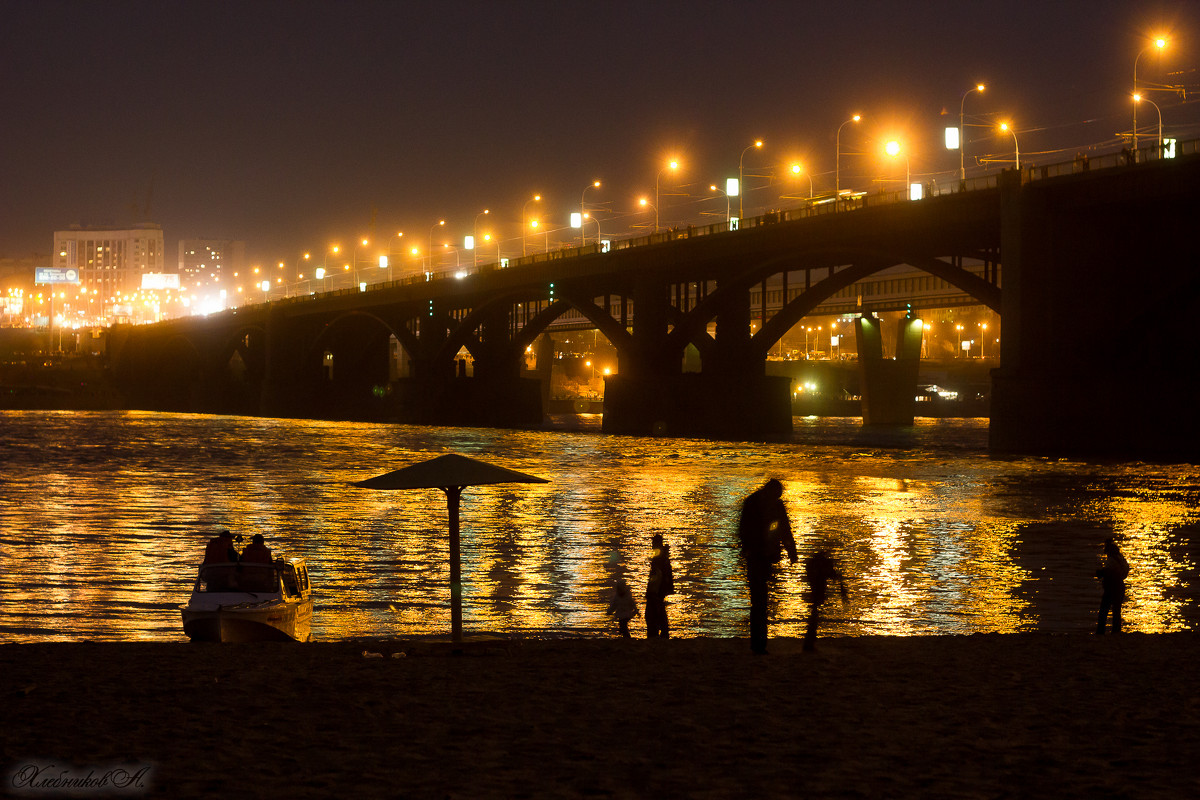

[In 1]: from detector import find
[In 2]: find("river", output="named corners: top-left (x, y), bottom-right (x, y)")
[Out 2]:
top-left (1, 410), bottom-right (1196, 642)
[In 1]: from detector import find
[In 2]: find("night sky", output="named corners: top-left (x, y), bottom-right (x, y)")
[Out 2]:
top-left (3, 0), bottom-right (1198, 267)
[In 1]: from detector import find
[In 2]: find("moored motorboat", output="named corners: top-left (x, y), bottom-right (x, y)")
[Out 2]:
top-left (180, 557), bottom-right (314, 642)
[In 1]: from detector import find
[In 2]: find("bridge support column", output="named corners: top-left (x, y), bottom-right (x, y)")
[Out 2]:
top-left (604, 277), bottom-right (792, 440)
top-left (989, 161), bottom-right (1200, 458)
top-left (855, 315), bottom-right (922, 425)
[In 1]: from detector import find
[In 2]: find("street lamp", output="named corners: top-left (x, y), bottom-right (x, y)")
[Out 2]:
top-left (473, 210), bottom-right (489, 266)
top-left (325, 245), bottom-right (340, 287)
top-left (352, 238), bottom-right (369, 287)
top-left (959, 83), bottom-right (985, 181)
top-left (789, 164), bottom-right (814, 199)
top-left (581, 181), bottom-right (601, 245)
top-left (428, 219), bottom-right (445, 270)
top-left (999, 122), bottom-right (1020, 170)
top-left (638, 197), bottom-right (657, 233)
top-left (1133, 36), bottom-right (1168, 152)
top-left (1133, 93), bottom-right (1163, 152)
top-left (738, 140), bottom-right (763, 219)
top-left (885, 140), bottom-right (909, 192)
top-left (709, 184), bottom-right (729, 223)
top-left (655, 160), bottom-right (679, 232)
top-left (522, 195), bottom-right (541, 256)
top-left (835, 114), bottom-right (862, 196)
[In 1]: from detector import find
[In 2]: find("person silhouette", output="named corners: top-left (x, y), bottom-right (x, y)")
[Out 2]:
top-left (203, 529), bottom-right (238, 564)
top-left (644, 535), bottom-right (674, 639)
top-left (1096, 537), bottom-right (1130, 634)
top-left (605, 579), bottom-right (638, 639)
top-left (737, 479), bottom-right (797, 654)
top-left (803, 548), bottom-right (847, 652)
top-left (240, 533), bottom-right (273, 564)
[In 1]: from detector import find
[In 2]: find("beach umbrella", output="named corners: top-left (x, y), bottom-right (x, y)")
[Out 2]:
top-left (352, 453), bottom-right (548, 643)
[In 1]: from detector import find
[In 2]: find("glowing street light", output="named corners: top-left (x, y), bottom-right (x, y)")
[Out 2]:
top-left (428, 219), bottom-right (445, 270)
top-left (638, 197), bottom-right (657, 233)
top-left (352, 238), bottom-right (370, 285)
top-left (789, 163), bottom-right (814, 199)
top-left (999, 122), bottom-right (1020, 170)
top-left (1133, 93), bottom-right (1163, 151)
top-left (958, 83), bottom-right (985, 181)
top-left (522, 195), bottom-right (542, 255)
top-left (655, 160), bottom-right (679, 232)
top-left (581, 181), bottom-right (601, 246)
top-left (472, 210), bottom-right (489, 267)
top-left (885, 140), bottom-right (910, 191)
top-left (738, 140), bottom-right (763, 219)
top-left (709, 184), bottom-right (729, 223)
top-left (835, 114), bottom-right (862, 196)
top-left (1133, 36), bottom-right (1168, 152)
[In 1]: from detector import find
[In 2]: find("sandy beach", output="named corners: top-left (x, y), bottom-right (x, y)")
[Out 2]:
top-left (3, 634), bottom-right (1199, 798)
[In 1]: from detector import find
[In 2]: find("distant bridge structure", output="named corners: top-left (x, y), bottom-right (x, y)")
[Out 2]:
top-left (109, 141), bottom-right (1200, 458)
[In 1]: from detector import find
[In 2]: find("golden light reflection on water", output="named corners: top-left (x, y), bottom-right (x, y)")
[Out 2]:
top-left (1, 411), bottom-right (1197, 642)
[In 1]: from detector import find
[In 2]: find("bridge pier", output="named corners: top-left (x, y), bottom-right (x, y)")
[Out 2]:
top-left (602, 276), bottom-right (792, 439)
top-left (854, 315), bottom-right (923, 425)
top-left (990, 160), bottom-right (1200, 459)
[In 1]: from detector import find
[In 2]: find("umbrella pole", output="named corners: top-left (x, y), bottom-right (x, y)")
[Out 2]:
top-left (445, 486), bottom-right (463, 643)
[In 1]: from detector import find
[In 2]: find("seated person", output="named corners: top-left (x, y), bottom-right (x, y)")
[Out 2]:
top-left (203, 530), bottom-right (238, 564)
top-left (240, 533), bottom-right (273, 564)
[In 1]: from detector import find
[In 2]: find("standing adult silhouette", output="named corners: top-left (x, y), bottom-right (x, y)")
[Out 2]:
top-left (737, 479), bottom-right (797, 654)
top-left (1096, 537), bottom-right (1130, 634)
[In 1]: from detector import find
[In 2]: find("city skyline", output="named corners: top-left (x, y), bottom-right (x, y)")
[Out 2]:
top-left (4, 0), bottom-right (1199, 268)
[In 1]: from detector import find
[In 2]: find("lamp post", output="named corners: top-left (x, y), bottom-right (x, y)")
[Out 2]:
top-left (428, 220), bottom-right (445, 270)
top-left (325, 245), bottom-right (340, 288)
top-left (1133, 93), bottom-right (1163, 153)
top-left (581, 181), bottom-right (601, 246)
top-left (522, 195), bottom-right (541, 256)
top-left (638, 197), bottom-right (657, 233)
top-left (959, 83), bottom-right (985, 181)
top-left (789, 164), bottom-right (814, 199)
top-left (1133, 37), bottom-right (1168, 153)
top-left (835, 114), bottom-right (862, 196)
top-left (655, 160), bottom-right (679, 232)
top-left (738, 140), bottom-right (763, 219)
top-left (709, 184), bottom-right (729, 223)
top-left (999, 123), bottom-right (1020, 170)
top-left (885, 141), bottom-right (909, 192)
top-left (472, 210), bottom-right (489, 266)
top-left (352, 238), bottom-right (369, 288)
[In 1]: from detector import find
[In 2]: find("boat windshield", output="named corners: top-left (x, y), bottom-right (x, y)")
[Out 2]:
top-left (199, 563), bottom-right (279, 593)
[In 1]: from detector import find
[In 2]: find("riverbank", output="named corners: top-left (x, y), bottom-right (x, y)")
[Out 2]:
top-left (4, 634), bottom-right (1198, 798)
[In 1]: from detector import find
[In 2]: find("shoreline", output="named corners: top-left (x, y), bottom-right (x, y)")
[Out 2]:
top-left (4, 633), bottom-right (1199, 798)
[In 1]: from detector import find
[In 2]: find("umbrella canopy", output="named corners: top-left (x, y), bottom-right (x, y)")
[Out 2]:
top-left (352, 453), bottom-right (548, 642)
top-left (353, 453), bottom-right (548, 492)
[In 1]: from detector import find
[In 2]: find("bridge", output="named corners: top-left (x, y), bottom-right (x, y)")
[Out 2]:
top-left (109, 141), bottom-right (1200, 459)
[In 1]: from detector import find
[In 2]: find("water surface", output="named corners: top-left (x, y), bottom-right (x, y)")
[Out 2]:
top-left (1, 411), bottom-right (1196, 642)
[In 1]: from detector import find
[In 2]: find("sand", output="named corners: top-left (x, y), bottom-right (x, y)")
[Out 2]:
top-left (3, 634), bottom-right (1199, 799)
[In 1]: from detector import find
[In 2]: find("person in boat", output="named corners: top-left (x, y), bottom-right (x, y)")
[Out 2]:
top-left (240, 533), bottom-right (273, 564)
top-left (203, 530), bottom-right (238, 564)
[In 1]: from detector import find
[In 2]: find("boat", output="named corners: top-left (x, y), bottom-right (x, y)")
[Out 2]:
top-left (180, 557), bottom-right (314, 642)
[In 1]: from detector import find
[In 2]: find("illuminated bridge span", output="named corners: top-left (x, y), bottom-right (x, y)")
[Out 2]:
top-left (110, 142), bottom-right (1200, 458)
